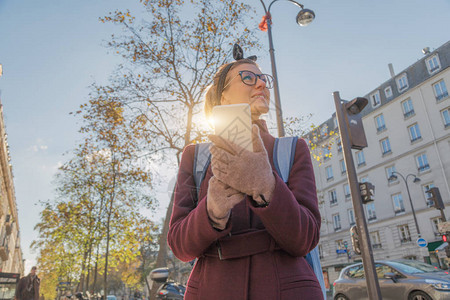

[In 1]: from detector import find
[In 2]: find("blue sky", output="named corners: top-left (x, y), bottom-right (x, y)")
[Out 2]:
top-left (1, 0), bottom-right (450, 270)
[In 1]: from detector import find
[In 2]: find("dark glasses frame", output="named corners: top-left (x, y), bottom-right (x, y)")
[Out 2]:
top-left (223, 70), bottom-right (274, 90)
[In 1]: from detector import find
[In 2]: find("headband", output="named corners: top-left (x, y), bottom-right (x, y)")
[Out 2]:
top-left (215, 44), bottom-right (257, 104)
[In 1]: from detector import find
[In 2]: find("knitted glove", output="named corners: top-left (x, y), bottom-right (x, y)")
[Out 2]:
top-left (209, 124), bottom-right (275, 205)
top-left (207, 176), bottom-right (245, 229)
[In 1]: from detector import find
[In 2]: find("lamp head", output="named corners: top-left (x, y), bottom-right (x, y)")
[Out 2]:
top-left (345, 97), bottom-right (368, 115)
top-left (296, 8), bottom-right (315, 26)
top-left (413, 177), bottom-right (421, 183)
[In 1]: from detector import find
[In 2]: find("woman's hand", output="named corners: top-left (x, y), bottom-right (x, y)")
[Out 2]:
top-left (209, 124), bottom-right (275, 205)
top-left (207, 176), bottom-right (245, 229)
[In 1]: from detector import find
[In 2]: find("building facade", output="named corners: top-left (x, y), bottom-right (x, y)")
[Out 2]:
top-left (312, 41), bottom-right (450, 288)
top-left (0, 69), bottom-right (25, 274)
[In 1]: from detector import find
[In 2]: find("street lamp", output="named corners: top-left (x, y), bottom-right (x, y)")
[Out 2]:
top-left (259, 0), bottom-right (315, 137)
top-left (388, 171), bottom-right (421, 236)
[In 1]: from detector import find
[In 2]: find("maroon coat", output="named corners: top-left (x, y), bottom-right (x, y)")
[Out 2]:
top-left (168, 120), bottom-right (322, 300)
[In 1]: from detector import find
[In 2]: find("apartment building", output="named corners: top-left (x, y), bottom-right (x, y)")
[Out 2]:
top-left (0, 66), bottom-right (25, 274)
top-left (311, 41), bottom-right (450, 288)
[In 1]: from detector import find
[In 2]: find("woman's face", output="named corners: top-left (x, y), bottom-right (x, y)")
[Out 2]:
top-left (221, 63), bottom-right (271, 120)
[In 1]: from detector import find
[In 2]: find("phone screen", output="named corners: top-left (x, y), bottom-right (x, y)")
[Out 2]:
top-left (212, 103), bottom-right (253, 152)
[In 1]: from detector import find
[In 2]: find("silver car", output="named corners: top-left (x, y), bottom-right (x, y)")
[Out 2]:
top-left (333, 259), bottom-right (450, 300)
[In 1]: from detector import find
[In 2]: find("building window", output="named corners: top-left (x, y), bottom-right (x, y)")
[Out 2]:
top-left (384, 86), bottom-right (393, 100)
top-left (329, 190), bottom-right (338, 205)
top-left (398, 224), bottom-right (411, 243)
top-left (386, 165), bottom-right (397, 182)
top-left (326, 166), bottom-right (334, 181)
top-left (360, 176), bottom-right (369, 183)
top-left (336, 137), bottom-right (342, 153)
top-left (375, 114), bottom-right (386, 132)
top-left (408, 123), bottom-right (422, 142)
top-left (426, 54), bottom-right (441, 74)
top-left (433, 80), bottom-right (448, 102)
top-left (344, 184), bottom-right (351, 200)
top-left (370, 231), bottom-right (382, 249)
top-left (323, 146), bottom-right (332, 161)
top-left (416, 153), bottom-right (430, 172)
top-left (396, 74), bottom-right (409, 92)
top-left (366, 203), bottom-right (376, 221)
top-left (348, 209), bottom-right (355, 226)
top-left (356, 150), bottom-right (366, 166)
top-left (431, 217), bottom-right (443, 236)
top-left (370, 90), bottom-right (381, 107)
top-left (392, 193), bottom-right (405, 214)
top-left (401, 98), bottom-right (415, 118)
top-left (423, 183), bottom-right (435, 207)
top-left (336, 239), bottom-right (345, 250)
top-left (442, 108), bottom-right (450, 128)
top-left (340, 159), bottom-right (346, 174)
top-left (318, 244), bottom-right (324, 259)
top-left (380, 138), bottom-right (392, 155)
top-left (333, 117), bottom-right (338, 129)
top-left (333, 214), bottom-right (341, 231)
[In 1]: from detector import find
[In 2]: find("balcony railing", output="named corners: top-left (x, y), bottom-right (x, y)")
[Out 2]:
top-left (372, 243), bottom-right (382, 249)
top-left (411, 136), bottom-right (422, 143)
top-left (376, 125), bottom-right (386, 132)
top-left (400, 237), bottom-right (412, 244)
top-left (403, 110), bottom-right (415, 118)
top-left (394, 209), bottom-right (405, 215)
top-left (436, 91), bottom-right (448, 101)
top-left (418, 165), bottom-right (430, 172)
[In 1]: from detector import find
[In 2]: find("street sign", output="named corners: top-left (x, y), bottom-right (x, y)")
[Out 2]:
top-left (59, 282), bottom-right (71, 285)
top-left (417, 238), bottom-right (428, 248)
top-left (438, 222), bottom-right (450, 233)
top-left (336, 249), bottom-right (347, 254)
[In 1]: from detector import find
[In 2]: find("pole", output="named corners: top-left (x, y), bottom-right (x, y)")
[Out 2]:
top-left (266, 18), bottom-right (285, 137)
top-left (395, 172), bottom-right (421, 237)
top-left (333, 91), bottom-right (382, 300)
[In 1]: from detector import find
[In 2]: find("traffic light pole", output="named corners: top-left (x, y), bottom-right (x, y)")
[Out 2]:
top-left (333, 91), bottom-right (382, 300)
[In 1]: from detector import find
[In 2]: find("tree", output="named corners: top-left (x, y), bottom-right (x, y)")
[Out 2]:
top-left (97, 1), bottom-right (260, 297)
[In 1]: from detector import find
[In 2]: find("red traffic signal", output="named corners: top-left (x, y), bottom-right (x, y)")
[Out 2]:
top-left (443, 234), bottom-right (448, 243)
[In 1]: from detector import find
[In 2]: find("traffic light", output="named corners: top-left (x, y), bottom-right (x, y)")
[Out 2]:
top-left (427, 187), bottom-right (444, 210)
top-left (350, 225), bottom-right (361, 255)
top-left (359, 182), bottom-right (375, 204)
top-left (442, 232), bottom-right (450, 243)
top-left (343, 97), bottom-right (368, 150)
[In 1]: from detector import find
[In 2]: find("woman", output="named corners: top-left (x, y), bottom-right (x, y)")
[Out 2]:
top-left (168, 46), bottom-right (322, 299)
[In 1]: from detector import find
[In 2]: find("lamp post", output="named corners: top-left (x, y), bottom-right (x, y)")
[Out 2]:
top-left (388, 171), bottom-right (421, 237)
top-left (259, 0), bottom-right (315, 137)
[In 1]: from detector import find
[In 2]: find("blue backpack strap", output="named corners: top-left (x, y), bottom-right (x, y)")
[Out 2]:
top-left (273, 136), bottom-right (298, 183)
top-left (273, 137), bottom-right (326, 298)
top-left (193, 143), bottom-right (212, 204)
top-left (305, 246), bottom-right (326, 299)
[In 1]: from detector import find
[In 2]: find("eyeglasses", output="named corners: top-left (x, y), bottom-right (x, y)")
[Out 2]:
top-left (223, 70), bottom-right (274, 89)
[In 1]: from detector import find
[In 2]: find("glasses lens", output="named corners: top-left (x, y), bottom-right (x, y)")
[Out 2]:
top-left (261, 74), bottom-right (273, 89)
top-left (240, 71), bottom-right (256, 85)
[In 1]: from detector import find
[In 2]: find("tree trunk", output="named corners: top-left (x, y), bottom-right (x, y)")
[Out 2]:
top-left (149, 189), bottom-right (175, 300)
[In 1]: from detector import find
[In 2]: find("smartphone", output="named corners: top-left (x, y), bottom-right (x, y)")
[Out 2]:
top-left (212, 103), bottom-right (253, 152)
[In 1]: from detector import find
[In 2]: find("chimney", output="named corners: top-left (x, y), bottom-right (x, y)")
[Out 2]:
top-left (388, 63), bottom-right (395, 78)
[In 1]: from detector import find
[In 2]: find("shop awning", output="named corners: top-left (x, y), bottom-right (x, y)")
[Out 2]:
top-left (428, 241), bottom-right (445, 251)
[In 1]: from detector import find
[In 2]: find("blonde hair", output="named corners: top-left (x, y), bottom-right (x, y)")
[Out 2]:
top-left (204, 59), bottom-right (258, 118)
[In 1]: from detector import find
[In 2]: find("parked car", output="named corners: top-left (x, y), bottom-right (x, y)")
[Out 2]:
top-left (106, 295), bottom-right (117, 300)
top-left (155, 282), bottom-right (185, 300)
top-left (333, 259), bottom-right (450, 300)
top-left (150, 267), bottom-right (185, 300)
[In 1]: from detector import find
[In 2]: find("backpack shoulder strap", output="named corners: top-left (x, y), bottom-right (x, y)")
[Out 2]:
top-left (193, 143), bottom-right (212, 203)
top-left (272, 136), bottom-right (298, 183)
